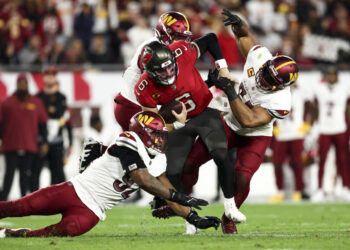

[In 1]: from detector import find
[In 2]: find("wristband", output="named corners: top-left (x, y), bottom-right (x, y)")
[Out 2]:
top-left (173, 121), bottom-right (185, 130)
top-left (215, 59), bottom-right (228, 70)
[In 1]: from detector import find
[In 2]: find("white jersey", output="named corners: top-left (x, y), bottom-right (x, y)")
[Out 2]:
top-left (313, 80), bottom-right (350, 135)
top-left (221, 45), bottom-right (291, 136)
top-left (120, 37), bottom-right (159, 104)
top-left (70, 131), bottom-right (166, 221)
top-left (275, 85), bottom-right (311, 141)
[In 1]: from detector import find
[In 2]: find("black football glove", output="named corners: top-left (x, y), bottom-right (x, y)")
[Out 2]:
top-left (222, 8), bottom-right (243, 32)
top-left (214, 77), bottom-right (238, 101)
top-left (186, 210), bottom-right (221, 230)
top-left (169, 189), bottom-right (208, 210)
top-left (205, 68), bottom-right (219, 88)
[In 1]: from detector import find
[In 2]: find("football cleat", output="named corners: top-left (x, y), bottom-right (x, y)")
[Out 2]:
top-left (224, 198), bottom-right (246, 223)
top-left (268, 192), bottom-right (286, 203)
top-left (221, 213), bottom-right (238, 234)
top-left (152, 205), bottom-right (177, 219)
top-left (291, 191), bottom-right (302, 202)
top-left (311, 189), bottom-right (325, 203)
top-left (184, 221), bottom-right (199, 235)
top-left (0, 228), bottom-right (31, 238)
top-left (79, 137), bottom-right (102, 173)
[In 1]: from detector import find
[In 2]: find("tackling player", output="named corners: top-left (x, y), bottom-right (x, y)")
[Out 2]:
top-left (134, 32), bottom-right (246, 227)
top-left (154, 9), bottom-right (299, 234)
top-left (0, 111), bottom-right (220, 238)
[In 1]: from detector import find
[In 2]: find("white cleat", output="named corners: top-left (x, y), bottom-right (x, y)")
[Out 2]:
top-left (224, 197), bottom-right (246, 223)
top-left (0, 228), bottom-right (6, 238)
top-left (184, 221), bottom-right (199, 235)
top-left (311, 189), bottom-right (325, 203)
top-left (341, 188), bottom-right (350, 202)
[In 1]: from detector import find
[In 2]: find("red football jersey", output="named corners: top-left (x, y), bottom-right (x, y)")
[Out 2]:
top-left (134, 40), bottom-right (213, 119)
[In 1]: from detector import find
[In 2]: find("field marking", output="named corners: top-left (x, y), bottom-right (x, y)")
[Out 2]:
top-left (0, 222), bottom-right (14, 226)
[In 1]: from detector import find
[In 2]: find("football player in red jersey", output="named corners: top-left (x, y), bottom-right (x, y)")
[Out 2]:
top-left (153, 9), bottom-right (299, 234)
top-left (0, 111), bottom-right (220, 238)
top-left (134, 33), bottom-right (246, 227)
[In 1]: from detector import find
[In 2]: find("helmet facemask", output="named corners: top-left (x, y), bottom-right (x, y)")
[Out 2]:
top-left (149, 59), bottom-right (178, 86)
top-left (256, 60), bottom-right (285, 93)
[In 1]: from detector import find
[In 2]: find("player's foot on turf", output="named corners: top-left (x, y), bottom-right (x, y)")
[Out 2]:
top-left (224, 198), bottom-right (246, 223)
top-left (184, 221), bottom-right (199, 235)
top-left (152, 205), bottom-right (177, 219)
top-left (340, 188), bottom-right (350, 202)
top-left (79, 137), bottom-right (102, 173)
top-left (0, 228), bottom-right (30, 238)
top-left (221, 213), bottom-right (237, 234)
top-left (311, 189), bottom-right (325, 202)
top-left (291, 191), bottom-right (302, 202)
top-left (268, 191), bottom-right (285, 203)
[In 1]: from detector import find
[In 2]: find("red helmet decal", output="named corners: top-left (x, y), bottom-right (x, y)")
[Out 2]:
top-left (142, 50), bottom-right (152, 65)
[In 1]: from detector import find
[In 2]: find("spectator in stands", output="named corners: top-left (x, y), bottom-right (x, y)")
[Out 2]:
top-left (18, 34), bottom-right (42, 64)
top-left (32, 66), bottom-right (72, 191)
top-left (64, 38), bottom-right (87, 64)
top-left (0, 73), bottom-right (48, 201)
top-left (47, 37), bottom-right (65, 64)
top-left (73, 3), bottom-right (94, 51)
top-left (89, 35), bottom-right (112, 64)
top-left (36, 0), bottom-right (62, 51)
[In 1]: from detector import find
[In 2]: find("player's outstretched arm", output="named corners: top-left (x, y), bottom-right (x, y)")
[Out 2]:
top-left (214, 77), bottom-right (272, 127)
top-left (156, 173), bottom-right (221, 230)
top-left (129, 168), bottom-right (208, 210)
top-left (222, 8), bottom-right (256, 58)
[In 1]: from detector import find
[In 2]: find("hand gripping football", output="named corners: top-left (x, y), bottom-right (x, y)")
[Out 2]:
top-left (158, 100), bottom-right (183, 123)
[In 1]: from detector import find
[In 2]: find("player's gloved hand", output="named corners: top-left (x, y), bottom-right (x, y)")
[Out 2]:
top-left (169, 189), bottom-right (208, 210)
top-left (205, 68), bottom-right (219, 88)
top-left (222, 8), bottom-right (243, 31)
top-left (214, 77), bottom-right (238, 101)
top-left (186, 210), bottom-right (221, 230)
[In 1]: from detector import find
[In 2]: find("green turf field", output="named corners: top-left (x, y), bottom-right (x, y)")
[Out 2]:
top-left (1, 203), bottom-right (350, 250)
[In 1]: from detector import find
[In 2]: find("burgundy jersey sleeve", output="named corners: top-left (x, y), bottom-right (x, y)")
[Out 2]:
top-left (168, 40), bottom-right (197, 66)
top-left (0, 101), bottom-right (3, 122)
top-left (134, 74), bottom-right (158, 108)
top-left (36, 97), bottom-right (49, 123)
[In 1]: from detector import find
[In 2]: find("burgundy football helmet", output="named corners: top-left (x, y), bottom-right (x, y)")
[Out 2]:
top-left (129, 111), bottom-right (168, 155)
top-left (256, 55), bottom-right (299, 92)
top-left (155, 11), bottom-right (192, 45)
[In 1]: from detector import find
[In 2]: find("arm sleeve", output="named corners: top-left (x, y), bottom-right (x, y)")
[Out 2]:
top-left (193, 33), bottom-right (224, 60)
top-left (108, 145), bottom-right (147, 174)
top-left (267, 109), bottom-right (290, 119)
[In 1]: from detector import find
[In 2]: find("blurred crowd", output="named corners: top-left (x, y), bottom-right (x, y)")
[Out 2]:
top-left (0, 0), bottom-right (349, 69)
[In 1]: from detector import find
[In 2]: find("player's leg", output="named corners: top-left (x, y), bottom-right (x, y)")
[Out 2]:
top-left (0, 182), bottom-right (73, 219)
top-left (48, 143), bottom-right (65, 185)
top-left (333, 132), bottom-right (350, 190)
top-left (114, 93), bottom-right (141, 131)
top-left (270, 140), bottom-right (287, 202)
top-left (18, 152), bottom-right (34, 197)
top-left (181, 138), bottom-right (211, 195)
top-left (1, 183), bottom-right (99, 237)
top-left (317, 134), bottom-right (332, 189)
top-left (289, 139), bottom-right (304, 201)
top-left (233, 135), bottom-right (272, 208)
top-left (0, 152), bottom-right (18, 201)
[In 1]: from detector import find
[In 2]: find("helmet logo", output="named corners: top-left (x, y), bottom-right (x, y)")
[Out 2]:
top-left (138, 114), bottom-right (155, 125)
top-left (162, 14), bottom-right (177, 26)
top-left (289, 72), bottom-right (298, 82)
top-left (142, 51), bottom-right (152, 64)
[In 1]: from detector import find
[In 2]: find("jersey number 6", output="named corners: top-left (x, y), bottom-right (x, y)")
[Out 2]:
top-left (175, 92), bottom-right (197, 113)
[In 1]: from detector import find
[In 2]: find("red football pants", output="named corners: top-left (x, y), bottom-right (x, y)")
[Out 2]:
top-left (114, 93), bottom-right (141, 131)
top-left (272, 139), bottom-right (304, 191)
top-left (318, 132), bottom-right (350, 189)
top-left (181, 122), bottom-right (271, 208)
top-left (0, 182), bottom-right (99, 237)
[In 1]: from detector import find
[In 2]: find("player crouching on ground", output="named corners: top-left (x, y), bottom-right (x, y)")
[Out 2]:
top-left (0, 111), bottom-right (220, 238)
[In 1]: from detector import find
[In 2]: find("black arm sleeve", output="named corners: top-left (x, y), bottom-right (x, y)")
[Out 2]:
top-left (193, 33), bottom-right (224, 60)
top-left (38, 123), bottom-right (48, 144)
top-left (108, 145), bottom-right (147, 174)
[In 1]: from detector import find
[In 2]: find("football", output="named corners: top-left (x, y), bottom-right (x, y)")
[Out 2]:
top-left (158, 100), bottom-right (183, 123)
